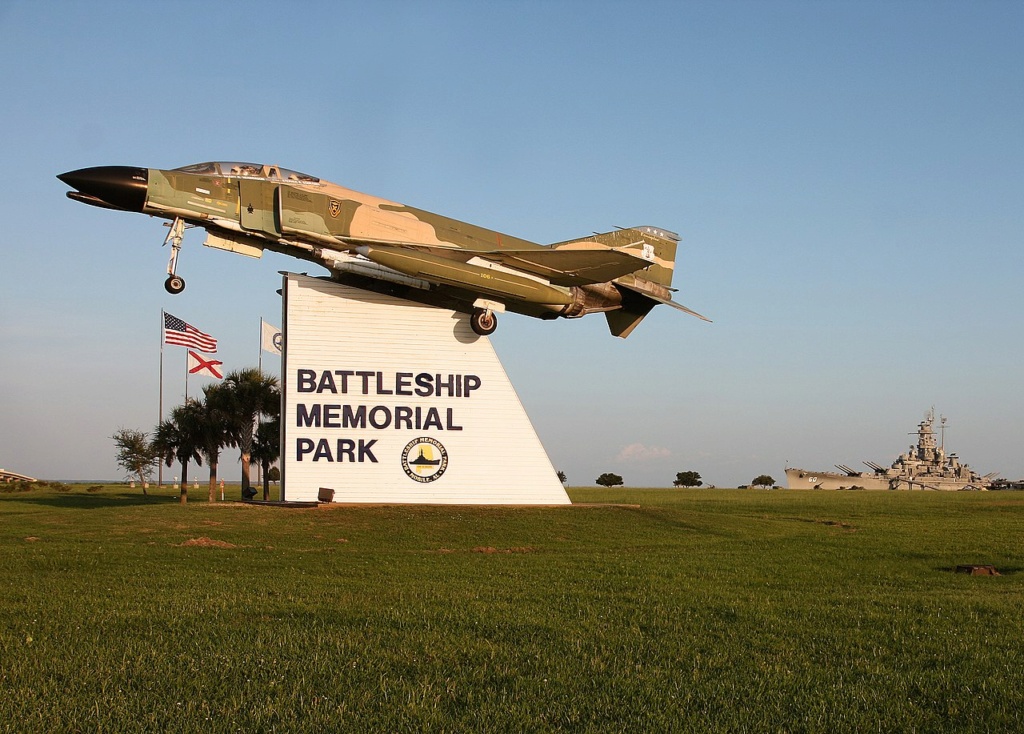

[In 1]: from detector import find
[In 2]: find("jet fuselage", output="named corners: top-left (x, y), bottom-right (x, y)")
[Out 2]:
top-left (58, 161), bottom-right (707, 336)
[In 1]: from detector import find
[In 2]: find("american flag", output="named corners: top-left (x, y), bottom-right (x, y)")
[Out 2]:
top-left (163, 312), bottom-right (218, 353)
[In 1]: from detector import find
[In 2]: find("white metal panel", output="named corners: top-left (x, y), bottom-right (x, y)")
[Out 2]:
top-left (281, 274), bottom-right (570, 505)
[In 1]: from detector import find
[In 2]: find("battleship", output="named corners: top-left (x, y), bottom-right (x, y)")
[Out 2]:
top-left (786, 410), bottom-right (997, 491)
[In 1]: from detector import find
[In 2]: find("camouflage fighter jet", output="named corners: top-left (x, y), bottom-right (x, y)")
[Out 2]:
top-left (58, 162), bottom-right (708, 336)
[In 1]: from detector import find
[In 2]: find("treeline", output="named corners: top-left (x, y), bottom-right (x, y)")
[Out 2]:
top-left (584, 471), bottom-right (778, 488)
top-left (113, 368), bottom-right (279, 503)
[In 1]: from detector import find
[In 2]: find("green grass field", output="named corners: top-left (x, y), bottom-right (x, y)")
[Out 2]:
top-left (2, 484), bottom-right (1021, 732)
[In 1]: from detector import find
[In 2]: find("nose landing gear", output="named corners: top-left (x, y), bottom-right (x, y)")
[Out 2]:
top-left (164, 274), bottom-right (185, 294)
top-left (163, 217), bottom-right (188, 294)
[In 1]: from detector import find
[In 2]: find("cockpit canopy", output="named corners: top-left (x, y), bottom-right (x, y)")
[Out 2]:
top-left (172, 162), bottom-right (320, 184)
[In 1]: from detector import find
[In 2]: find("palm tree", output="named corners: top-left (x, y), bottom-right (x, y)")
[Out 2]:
top-left (252, 414), bottom-right (281, 501)
top-left (198, 382), bottom-right (234, 502)
top-left (152, 400), bottom-right (204, 504)
top-left (220, 368), bottom-right (280, 495)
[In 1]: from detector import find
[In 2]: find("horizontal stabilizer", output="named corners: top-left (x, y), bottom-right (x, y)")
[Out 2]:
top-left (616, 282), bottom-right (711, 322)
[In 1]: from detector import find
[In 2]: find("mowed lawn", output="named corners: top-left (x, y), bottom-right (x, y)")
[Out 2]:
top-left (1, 485), bottom-right (1022, 732)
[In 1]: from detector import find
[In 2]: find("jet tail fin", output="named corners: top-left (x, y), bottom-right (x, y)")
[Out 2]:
top-left (553, 226), bottom-right (707, 337)
top-left (551, 225), bottom-right (679, 288)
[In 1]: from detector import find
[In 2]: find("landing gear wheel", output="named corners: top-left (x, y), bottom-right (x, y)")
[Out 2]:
top-left (164, 275), bottom-right (186, 294)
top-left (470, 308), bottom-right (497, 336)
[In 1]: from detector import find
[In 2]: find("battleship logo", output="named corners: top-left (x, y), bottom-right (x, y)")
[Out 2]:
top-left (401, 437), bottom-right (449, 483)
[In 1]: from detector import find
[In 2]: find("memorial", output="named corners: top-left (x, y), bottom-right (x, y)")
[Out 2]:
top-left (57, 159), bottom-right (706, 505)
top-left (280, 274), bottom-right (571, 505)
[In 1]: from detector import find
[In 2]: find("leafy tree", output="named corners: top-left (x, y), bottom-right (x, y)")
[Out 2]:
top-left (673, 471), bottom-right (703, 488)
top-left (152, 399), bottom-right (204, 504)
top-left (752, 474), bottom-right (776, 489)
top-left (557, 470), bottom-right (567, 484)
top-left (220, 369), bottom-right (280, 495)
top-left (112, 428), bottom-right (158, 493)
top-left (252, 414), bottom-right (281, 501)
top-left (596, 472), bottom-right (624, 487)
top-left (266, 466), bottom-right (281, 483)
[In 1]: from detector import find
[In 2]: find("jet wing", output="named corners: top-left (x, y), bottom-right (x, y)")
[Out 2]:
top-left (471, 246), bottom-right (652, 286)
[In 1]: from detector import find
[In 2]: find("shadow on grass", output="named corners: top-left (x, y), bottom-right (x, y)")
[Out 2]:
top-left (0, 492), bottom-right (180, 509)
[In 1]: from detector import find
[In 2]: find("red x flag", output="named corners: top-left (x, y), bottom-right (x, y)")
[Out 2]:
top-left (188, 350), bottom-right (224, 379)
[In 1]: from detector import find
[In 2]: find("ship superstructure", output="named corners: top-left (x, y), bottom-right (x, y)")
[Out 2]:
top-left (786, 410), bottom-right (996, 490)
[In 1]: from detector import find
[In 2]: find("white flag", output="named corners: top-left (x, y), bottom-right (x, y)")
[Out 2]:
top-left (188, 350), bottom-right (224, 379)
top-left (261, 321), bottom-right (283, 355)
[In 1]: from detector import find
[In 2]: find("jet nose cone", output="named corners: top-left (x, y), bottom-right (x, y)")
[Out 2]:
top-left (57, 166), bottom-right (148, 211)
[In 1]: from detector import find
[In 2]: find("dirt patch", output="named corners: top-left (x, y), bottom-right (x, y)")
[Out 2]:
top-left (817, 519), bottom-right (857, 531)
top-left (782, 516), bottom-right (858, 532)
top-left (955, 564), bottom-right (1000, 576)
top-left (179, 536), bottom-right (237, 549)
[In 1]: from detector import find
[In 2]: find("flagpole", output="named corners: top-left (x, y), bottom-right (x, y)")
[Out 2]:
top-left (158, 310), bottom-right (164, 488)
top-left (256, 318), bottom-right (263, 489)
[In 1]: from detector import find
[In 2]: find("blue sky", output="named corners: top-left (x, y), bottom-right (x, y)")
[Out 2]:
top-left (1, 0), bottom-right (1021, 487)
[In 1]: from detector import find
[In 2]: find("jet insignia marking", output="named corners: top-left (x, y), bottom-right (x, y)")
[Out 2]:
top-left (57, 161), bottom-right (710, 337)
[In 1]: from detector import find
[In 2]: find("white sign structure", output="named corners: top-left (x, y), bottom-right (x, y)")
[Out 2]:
top-left (281, 274), bottom-right (570, 505)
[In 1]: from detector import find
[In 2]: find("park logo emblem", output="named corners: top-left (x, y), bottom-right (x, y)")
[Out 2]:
top-left (401, 437), bottom-right (448, 483)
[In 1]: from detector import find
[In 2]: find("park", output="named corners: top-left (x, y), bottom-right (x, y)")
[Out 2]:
top-left (2, 482), bottom-right (1021, 731)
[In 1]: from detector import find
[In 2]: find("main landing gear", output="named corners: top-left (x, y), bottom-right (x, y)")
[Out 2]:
top-left (163, 217), bottom-right (187, 294)
top-left (470, 308), bottom-right (498, 336)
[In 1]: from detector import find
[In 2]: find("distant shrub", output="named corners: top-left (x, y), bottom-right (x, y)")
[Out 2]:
top-left (1, 481), bottom-right (33, 494)
top-left (2, 479), bottom-right (75, 493)
top-left (596, 472), bottom-right (624, 487)
top-left (673, 471), bottom-right (703, 488)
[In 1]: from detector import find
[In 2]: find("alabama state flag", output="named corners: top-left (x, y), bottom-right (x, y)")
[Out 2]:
top-left (188, 350), bottom-right (224, 379)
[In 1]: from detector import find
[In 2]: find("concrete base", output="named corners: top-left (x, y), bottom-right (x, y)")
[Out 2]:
top-left (280, 274), bottom-right (570, 505)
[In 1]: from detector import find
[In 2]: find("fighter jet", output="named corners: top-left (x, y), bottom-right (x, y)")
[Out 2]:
top-left (58, 162), bottom-right (708, 336)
